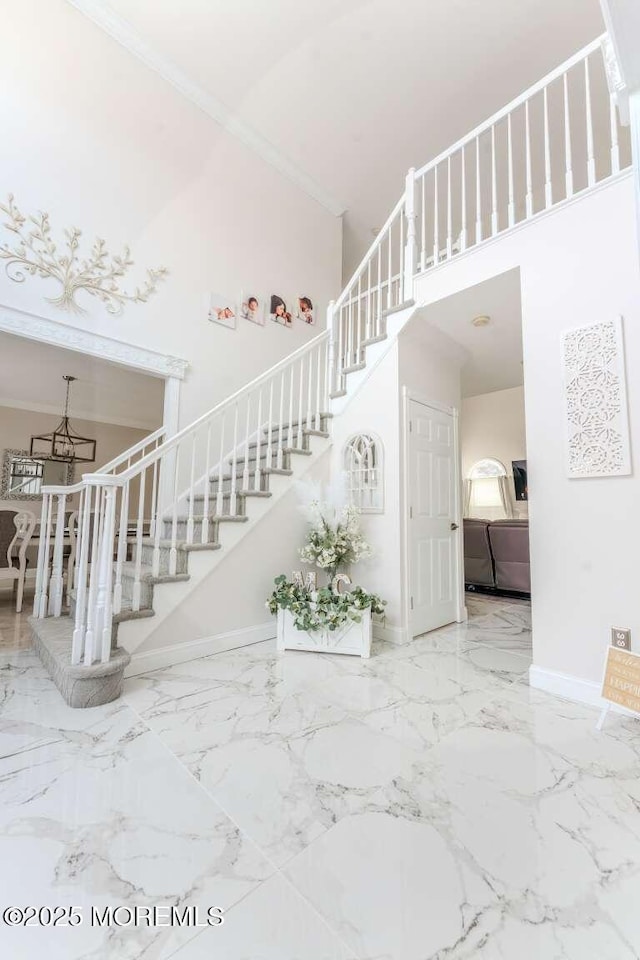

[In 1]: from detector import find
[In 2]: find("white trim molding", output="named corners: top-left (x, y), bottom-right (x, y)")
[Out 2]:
top-left (124, 621), bottom-right (276, 677)
top-left (64, 0), bottom-right (346, 218)
top-left (529, 663), bottom-right (635, 718)
top-left (0, 303), bottom-right (189, 380)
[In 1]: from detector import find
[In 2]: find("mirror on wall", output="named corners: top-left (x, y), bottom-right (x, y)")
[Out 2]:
top-left (1, 449), bottom-right (74, 501)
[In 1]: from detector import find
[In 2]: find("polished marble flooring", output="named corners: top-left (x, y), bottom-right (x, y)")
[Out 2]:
top-left (1, 590), bottom-right (639, 959)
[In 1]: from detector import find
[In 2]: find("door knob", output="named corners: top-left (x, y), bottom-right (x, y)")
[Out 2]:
top-left (450, 522), bottom-right (459, 531)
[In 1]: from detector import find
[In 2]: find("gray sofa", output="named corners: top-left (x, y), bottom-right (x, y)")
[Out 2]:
top-left (463, 518), bottom-right (530, 595)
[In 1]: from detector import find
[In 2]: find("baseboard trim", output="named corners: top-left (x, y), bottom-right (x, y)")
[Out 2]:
top-left (529, 664), bottom-right (603, 707)
top-left (124, 621), bottom-right (276, 677)
top-left (373, 622), bottom-right (409, 645)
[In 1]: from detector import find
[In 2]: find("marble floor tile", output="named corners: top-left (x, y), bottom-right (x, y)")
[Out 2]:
top-left (170, 872), bottom-right (356, 959)
top-left (2, 594), bottom-right (638, 959)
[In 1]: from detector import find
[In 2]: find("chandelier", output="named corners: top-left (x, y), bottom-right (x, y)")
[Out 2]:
top-left (30, 375), bottom-right (97, 463)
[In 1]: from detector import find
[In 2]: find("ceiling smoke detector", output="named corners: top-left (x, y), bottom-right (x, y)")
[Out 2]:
top-left (471, 315), bottom-right (491, 328)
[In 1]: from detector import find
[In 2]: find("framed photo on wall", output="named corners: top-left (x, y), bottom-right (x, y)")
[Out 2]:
top-left (296, 296), bottom-right (314, 325)
top-left (270, 294), bottom-right (292, 327)
top-left (240, 294), bottom-right (265, 326)
top-left (208, 293), bottom-right (237, 329)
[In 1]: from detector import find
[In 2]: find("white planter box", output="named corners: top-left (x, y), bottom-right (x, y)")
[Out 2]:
top-left (276, 607), bottom-right (371, 658)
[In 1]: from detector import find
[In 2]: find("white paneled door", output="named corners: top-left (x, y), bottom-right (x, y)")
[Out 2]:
top-left (408, 399), bottom-right (461, 637)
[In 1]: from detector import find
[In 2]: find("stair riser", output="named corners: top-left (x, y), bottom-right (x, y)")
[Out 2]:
top-left (161, 518), bottom-right (231, 541)
top-left (120, 574), bottom-right (154, 609)
top-left (208, 475), bottom-right (269, 494)
top-left (140, 544), bottom-right (189, 575)
top-left (263, 415), bottom-right (330, 437)
top-left (231, 452), bottom-right (290, 471)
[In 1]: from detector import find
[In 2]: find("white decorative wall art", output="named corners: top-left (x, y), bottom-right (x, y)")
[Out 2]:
top-left (0, 194), bottom-right (167, 316)
top-left (562, 317), bottom-right (631, 478)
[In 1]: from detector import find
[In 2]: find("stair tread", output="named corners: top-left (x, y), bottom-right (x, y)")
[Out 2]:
top-left (119, 560), bottom-right (190, 585)
top-left (140, 537), bottom-right (223, 552)
top-left (210, 467), bottom-right (292, 483)
top-left (193, 490), bottom-right (272, 501)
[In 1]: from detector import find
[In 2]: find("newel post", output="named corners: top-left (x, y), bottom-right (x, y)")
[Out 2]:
top-left (403, 167), bottom-right (417, 302)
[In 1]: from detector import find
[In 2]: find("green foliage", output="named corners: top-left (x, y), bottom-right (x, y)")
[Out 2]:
top-left (267, 574), bottom-right (386, 634)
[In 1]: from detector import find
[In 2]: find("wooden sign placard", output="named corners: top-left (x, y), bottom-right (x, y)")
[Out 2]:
top-left (598, 647), bottom-right (640, 729)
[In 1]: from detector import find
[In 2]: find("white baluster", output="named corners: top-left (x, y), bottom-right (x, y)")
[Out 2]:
top-left (287, 364), bottom-right (295, 451)
top-left (255, 386), bottom-right (264, 485)
top-left (265, 380), bottom-right (274, 485)
top-left (38, 493), bottom-right (54, 620)
top-left (83, 485), bottom-right (104, 664)
top-left (543, 86), bottom-right (552, 209)
top-left (230, 404), bottom-right (239, 517)
top-left (152, 466), bottom-right (162, 579)
top-left (73, 489), bottom-right (85, 595)
top-left (216, 412), bottom-right (226, 516)
top-left (186, 432), bottom-right (197, 543)
top-left (277, 369), bottom-right (286, 468)
top-left (306, 353), bottom-right (313, 429)
top-left (112, 481), bottom-right (129, 615)
top-left (386, 220), bottom-right (392, 308)
top-left (525, 100), bottom-right (533, 218)
top-left (609, 92), bottom-right (620, 175)
top-left (446, 156), bottom-right (453, 256)
top-left (399, 207), bottom-right (405, 301)
top-left (48, 495), bottom-right (67, 617)
top-left (563, 72), bottom-right (574, 200)
top-left (149, 458), bottom-right (159, 539)
top-left (315, 343), bottom-right (322, 431)
top-left (297, 358), bottom-right (304, 449)
top-left (585, 56), bottom-right (596, 187)
top-left (348, 287), bottom-right (354, 366)
top-left (71, 485), bottom-right (92, 664)
top-left (460, 146), bottom-right (468, 250)
top-left (420, 174), bottom-right (426, 270)
top-left (97, 483), bottom-right (117, 663)
top-left (432, 164), bottom-right (439, 264)
top-left (169, 444), bottom-right (180, 576)
top-left (201, 421), bottom-right (211, 544)
top-left (132, 469), bottom-right (146, 610)
top-left (404, 167), bottom-right (417, 295)
top-left (366, 258), bottom-right (372, 341)
top-left (243, 395), bottom-right (252, 490)
top-left (491, 125), bottom-right (498, 236)
top-left (507, 114), bottom-right (515, 227)
top-left (357, 274), bottom-right (363, 361)
top-left (475, 137), bottom-right (482, 243)
top-left (33, 494), bottom-right (50, 617)
top-left (376, 243), bottom-right (382, 337)
top-left (67, 505), bottom-right (79, 604)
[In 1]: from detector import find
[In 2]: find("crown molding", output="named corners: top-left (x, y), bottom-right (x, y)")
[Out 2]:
top-left (64, 0), bottom-right (346, 218)
top-left (0, 303), bottom-right (189, 380)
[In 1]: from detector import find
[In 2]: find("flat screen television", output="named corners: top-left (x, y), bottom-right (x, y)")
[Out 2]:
top-left (512, 460), bottom-right (528, 501)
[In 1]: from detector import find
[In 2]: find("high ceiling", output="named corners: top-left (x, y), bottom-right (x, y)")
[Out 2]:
top-left (69, 0), bottom-right (604, 275)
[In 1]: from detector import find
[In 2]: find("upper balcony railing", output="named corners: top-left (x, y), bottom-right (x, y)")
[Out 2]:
top-left (328, 33), bottom-right (631, 390)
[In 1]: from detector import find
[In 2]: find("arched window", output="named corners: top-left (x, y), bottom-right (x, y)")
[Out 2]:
top-left (465, 458), bottom-right (512, 519)
top-left (344, 433), bottom-right (384, 513)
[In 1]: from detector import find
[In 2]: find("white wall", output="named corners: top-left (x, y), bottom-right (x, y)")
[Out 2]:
top-left (0, 0), bottom-right (342, 433)
top-left (461, 385), bottom-right (528, 518)
top-left (412, 171), bottom-right (640, 689)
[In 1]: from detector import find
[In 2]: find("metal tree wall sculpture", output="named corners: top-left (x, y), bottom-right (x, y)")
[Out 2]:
top-left (0, 194), bottom-right (168, 316)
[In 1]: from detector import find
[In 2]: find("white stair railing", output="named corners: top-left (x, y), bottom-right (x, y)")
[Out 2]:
top-left (33, 426), bottom-right (167, 621)
top-left (33, 333), bottom-right (331, 667)
top-left (328, 33), bottom-right (629, 392)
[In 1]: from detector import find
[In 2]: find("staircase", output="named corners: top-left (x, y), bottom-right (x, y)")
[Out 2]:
top-left (30, 32), bottom-right (631, 706)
